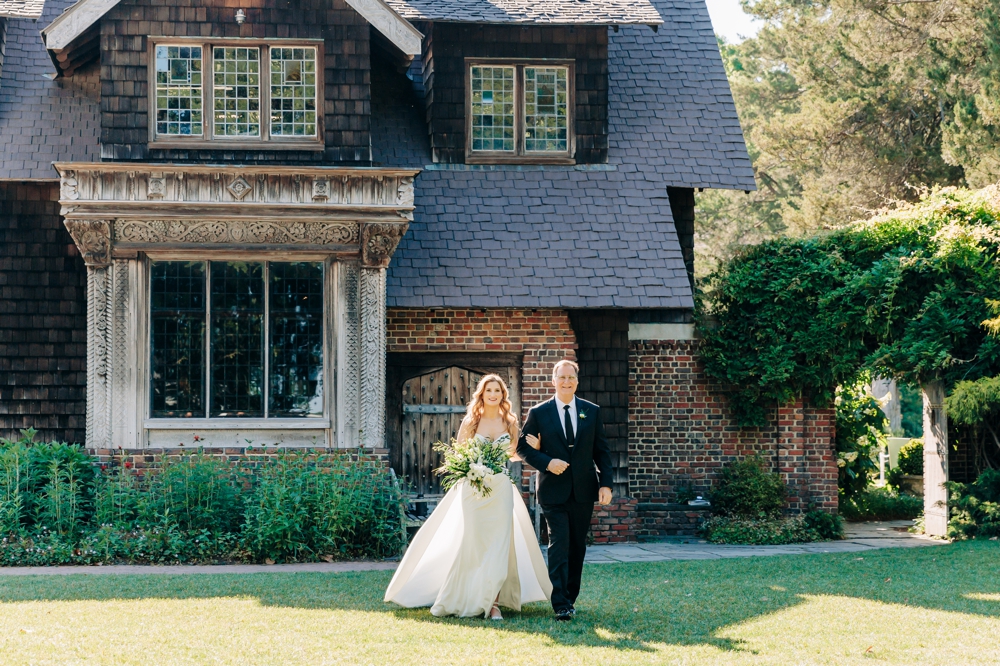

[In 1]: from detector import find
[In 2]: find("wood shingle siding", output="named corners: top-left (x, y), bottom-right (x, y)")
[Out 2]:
top-left (99, 0), bottom-right (372, 164)
top-left (568, 309), bottom-right (630, 498)
top-left (422, 23), bottom-right (608, 164)
top-left (0, 182), bottom-right (87, 444)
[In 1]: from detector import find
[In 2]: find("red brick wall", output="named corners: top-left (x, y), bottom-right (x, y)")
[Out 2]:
top-left (387, 308), bottom-right (578, 421)
top-left (87, 445), bottom-right (391, 474)
top-left (629, 339), bottom-right (837, 537)
top-left (385, 317), bottom-right (839, 542)
top-left (591, 497), bottom-right (637, 543)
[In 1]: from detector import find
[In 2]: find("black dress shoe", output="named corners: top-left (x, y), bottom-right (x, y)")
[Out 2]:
top-left (568, 607), bottom-right (576, 616)
top-left (555, 609), bottom-right (573, 621)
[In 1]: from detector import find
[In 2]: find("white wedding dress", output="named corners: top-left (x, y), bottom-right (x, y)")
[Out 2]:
top-left (384, 433), bottom-right (552, 617)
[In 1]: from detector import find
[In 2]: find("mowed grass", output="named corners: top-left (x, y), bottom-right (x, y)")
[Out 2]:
top-left (0, 541), bottom-right (998, 665)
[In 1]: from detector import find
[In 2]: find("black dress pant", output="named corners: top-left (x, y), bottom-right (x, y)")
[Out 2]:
top-left (540, 497), bottom-right (594, 612)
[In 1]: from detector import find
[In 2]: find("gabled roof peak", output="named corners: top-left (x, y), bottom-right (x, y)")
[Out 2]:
top-left (41, 0), bottom-right (422, 59)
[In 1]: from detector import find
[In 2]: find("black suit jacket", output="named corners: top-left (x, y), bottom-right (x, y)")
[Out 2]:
top-left (517, 396), bottom-right (614, 504)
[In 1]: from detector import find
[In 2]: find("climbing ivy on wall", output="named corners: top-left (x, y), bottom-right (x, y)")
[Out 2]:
top-left (699, 186), bottom-right (1000, 427)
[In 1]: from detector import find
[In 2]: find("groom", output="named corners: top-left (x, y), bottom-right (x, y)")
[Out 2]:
top-left (517, 359), bottom-right (613, 621)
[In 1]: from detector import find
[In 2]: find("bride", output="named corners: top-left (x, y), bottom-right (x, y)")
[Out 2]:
top-left (384, 374), bottom-right (551, 620)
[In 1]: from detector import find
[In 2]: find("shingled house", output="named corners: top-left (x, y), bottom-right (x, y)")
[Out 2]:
top-left (0, 0), bottom-right (837, 538)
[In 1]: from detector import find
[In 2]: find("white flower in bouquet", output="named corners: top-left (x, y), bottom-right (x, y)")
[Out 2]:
top-left (433, 435), bottom-right (516, 497)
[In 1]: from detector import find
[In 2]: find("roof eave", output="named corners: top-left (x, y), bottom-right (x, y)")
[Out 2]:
top-left (424, 18), bottom-right (663, 25)
top-left (41, 0), bottom-right (423, 60)
top-left (42, 0), bottom-right (118, 51)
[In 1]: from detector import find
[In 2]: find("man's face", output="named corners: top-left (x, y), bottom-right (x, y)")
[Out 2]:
top-left (553, 366), bottom-right (578, 399)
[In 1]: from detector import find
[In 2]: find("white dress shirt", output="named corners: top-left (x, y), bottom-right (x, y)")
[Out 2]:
top-left (554, 395), bottom-right (578, 440)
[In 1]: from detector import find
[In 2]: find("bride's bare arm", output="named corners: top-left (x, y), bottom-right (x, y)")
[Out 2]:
top-left (456, 419), bottom-right (474, 444)
top-left (525, 433), bottom-right (541, 450)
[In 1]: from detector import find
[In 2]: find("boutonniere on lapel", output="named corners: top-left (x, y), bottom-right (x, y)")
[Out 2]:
top-left (578, 410), bottom-right (587, 420)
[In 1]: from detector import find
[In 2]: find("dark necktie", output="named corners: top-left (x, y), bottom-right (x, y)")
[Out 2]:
top-left (563, 404), bottom-right (575, 447)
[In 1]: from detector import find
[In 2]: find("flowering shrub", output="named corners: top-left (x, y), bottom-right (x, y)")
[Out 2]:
top-left (0, 430), bottom-right (405, 565)
top-left (835, 378), bottom-right (887, 499)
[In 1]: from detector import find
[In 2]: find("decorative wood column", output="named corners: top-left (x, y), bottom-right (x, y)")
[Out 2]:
top-left (63, 220), bottom-right (113, 447)
top-left (923, 380), bottom-right (949, 537)
top-left (358, 223), bottom-right (407, 449)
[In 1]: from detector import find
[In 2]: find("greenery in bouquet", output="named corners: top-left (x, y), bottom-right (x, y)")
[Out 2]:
top-left (433, 437), bottom-right (515, 497)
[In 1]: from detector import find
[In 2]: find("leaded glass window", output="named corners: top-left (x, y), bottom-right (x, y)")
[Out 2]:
top-left (268, 263), bottom-right (324, 417)
top-left (153, 42), bottom-right (321, 142)
top-left (524, 67), bottom-right (568, 153)
top-left (149, 260), bottom-right (324, 419)
top-left (470, 66), bottom-right (515, 152)
top-left (270, 47), bottom-right (318, 137)
top-left (155, 46), bottom-right (203, 136)
top-left (467, 62), bottom-right (574, 160)
top-left (210, 262), bottom-right (264, 417)
top-left (151, 262), bottom-right (206, 417)
top-left (213, 47), bottom-right (261, 137)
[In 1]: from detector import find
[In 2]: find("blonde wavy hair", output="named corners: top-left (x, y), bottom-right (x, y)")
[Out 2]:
top-left (457, 374), bottom-right (519, 453)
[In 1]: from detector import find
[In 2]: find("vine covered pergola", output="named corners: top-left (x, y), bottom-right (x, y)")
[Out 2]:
top-left (699, 185), bottom-right (1000, 536)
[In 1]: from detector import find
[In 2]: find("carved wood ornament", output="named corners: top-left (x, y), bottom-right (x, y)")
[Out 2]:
top-left (361, 223), bottom-right (408, 268)
top-left (56, 163), bottom-right (418, 450)
top-left (56, 164), bottom-right (417, 256)
top-left (114, 219), bottom-right (359, 246)
top-left (64, 219), bottom-right (112, 267)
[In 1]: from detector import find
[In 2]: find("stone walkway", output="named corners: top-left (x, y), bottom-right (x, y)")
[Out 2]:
top-left (585, 520), bottom-right (944, 563)
top-left (0, 521), bottom-right (942, 577)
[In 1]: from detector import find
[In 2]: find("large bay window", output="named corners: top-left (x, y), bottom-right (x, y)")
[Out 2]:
top-left (150, 260), bottom-right (325, 419)
top-left (151, 40), bottom-right (321, 147)
top-left (466, 60), bottom-right (574, 163)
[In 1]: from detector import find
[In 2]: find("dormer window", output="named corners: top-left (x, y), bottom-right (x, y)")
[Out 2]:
top-left (466, 59), bottom-right (574, 164)
top-left (150, 39), bottom-right (322, 149)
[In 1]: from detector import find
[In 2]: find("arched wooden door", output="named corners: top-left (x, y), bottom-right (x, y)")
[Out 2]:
top-left (401, 367), bottom-right (483, 496)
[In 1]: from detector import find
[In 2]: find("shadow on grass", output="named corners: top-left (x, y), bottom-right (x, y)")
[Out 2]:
top-left (0, 541), bottom-right (998, 653)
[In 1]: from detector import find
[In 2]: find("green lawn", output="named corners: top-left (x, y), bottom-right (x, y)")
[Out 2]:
top-left (0, 542), bottom-right (997, 665)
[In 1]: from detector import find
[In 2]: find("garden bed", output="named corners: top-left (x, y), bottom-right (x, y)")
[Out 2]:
top-left (0, 431), bottom-right (405, 566)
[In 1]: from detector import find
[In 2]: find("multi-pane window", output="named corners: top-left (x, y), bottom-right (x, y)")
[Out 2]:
top-left (470, 66), bottom-right (515, 152)
top-left (155, 46), bottom-right (204, 136)
top-left (150, 260), bottom-right (324, 419)
top-left (151, 42), bottom-right (319, 143)
top-left (270, 47), bottom-right (318, 137)
top-left (213, 47), bottom-right (261, 137)
top-left (524, 67), bottom-right (569, 153)
top-left (467, 62), bottom-right (572, 161)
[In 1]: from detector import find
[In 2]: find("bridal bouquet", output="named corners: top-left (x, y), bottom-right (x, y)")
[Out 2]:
top-left (433, 436), bottom-right (515, 497)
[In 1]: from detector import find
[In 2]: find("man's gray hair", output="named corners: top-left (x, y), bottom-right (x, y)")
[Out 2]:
top-left (552, 359), bottom-right (580, 379)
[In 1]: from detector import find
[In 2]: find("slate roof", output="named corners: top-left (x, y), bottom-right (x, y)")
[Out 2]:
top-left (0, 0), bottom-right (44, 18)
top-left (0, 0), bottom-right (100, 178)
top-left (385, 0), bottom-right (662, 25)
top-left (0, 0), bottom-right (755, 310)
top-left (379, 0), bottom-right (755, 309)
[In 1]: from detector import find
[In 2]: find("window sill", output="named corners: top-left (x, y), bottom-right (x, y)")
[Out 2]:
top-left (148, 140), bottom-right (325, 152)
top-left (144, 418), bottom-right (330, 430)
top-left (465, 154), bottom-right (575, 166)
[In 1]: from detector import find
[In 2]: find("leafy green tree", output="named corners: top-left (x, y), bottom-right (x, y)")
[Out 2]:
top-left (945, 376), bottom-right (1000, 470)
top-left (701, 185), bottom-right (1000, 424)
top-left (696, 0), bottom-right (1000, 275)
